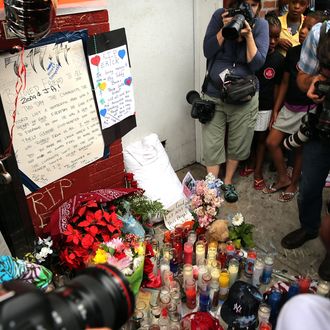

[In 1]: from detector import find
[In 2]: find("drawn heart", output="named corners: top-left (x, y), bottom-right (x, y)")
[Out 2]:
top-left (124, 77), bottom-right (132, 86)
top-left (100, 109), bottom-right (107, 117)
top-left (98, 82), bottom-right (107, 91)
top-left (91, 55), bottom-right (101, 66)
top-left (118, 49), bottom-right (126, 59)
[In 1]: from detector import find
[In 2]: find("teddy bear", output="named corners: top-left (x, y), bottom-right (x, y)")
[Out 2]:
top-left (207, 219), bottom-right (229, 243)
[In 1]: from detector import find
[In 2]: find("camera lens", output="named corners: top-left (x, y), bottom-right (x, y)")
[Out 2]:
top-left (186, 90), bottom-right (201, 105)
top-left (49, 264), bottom-right (135, 330)
top-left (222, 14), bottom-right (245, 40)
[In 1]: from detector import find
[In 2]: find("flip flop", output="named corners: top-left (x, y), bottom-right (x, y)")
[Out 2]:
top-left (262, 182), bottom-right (290, 194)
top-left (239, 167), bottom-right (254, 177)
top-left (254, 178), bottom-right (265, 190)
top-left (278, 190), bottom-right (298, 202)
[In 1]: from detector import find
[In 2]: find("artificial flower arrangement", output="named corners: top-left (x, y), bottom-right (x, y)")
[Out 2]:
top-left (228, 212), bottom-right (255, 249)
top-left (47, 189), bottom-right (163, 294)
top-left (190, 173), bottom-right (223, 229)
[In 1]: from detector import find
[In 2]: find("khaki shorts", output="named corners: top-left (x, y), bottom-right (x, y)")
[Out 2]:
top-left (202, 93), bottom-right (258, 165)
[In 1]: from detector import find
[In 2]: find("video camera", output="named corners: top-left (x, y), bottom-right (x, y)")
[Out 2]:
top-left (283, 80), bottom-right (330, 150)
top-left (0, 264), bottom-right (135, 330)
top-left (186, 90), bottom-right (215, 124)
top-left (222, 2), bottom-right (256, 40)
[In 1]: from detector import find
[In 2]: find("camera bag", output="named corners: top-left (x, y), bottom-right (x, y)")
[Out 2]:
top-left (220, 74), bottom-right (257, 104)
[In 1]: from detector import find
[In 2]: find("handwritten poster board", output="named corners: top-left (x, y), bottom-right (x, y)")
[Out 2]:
top-left (0, 39), bottom-right (104, 194)
top-left (89, 45), bottom-right (135, 130)
top-left (87, 28), bottom-right (136, 145)
top-left (164, 199), bottom-right (193, 230)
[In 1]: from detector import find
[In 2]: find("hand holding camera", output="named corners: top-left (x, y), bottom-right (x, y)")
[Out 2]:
top-left (308, 74), bottom-right (328, 104)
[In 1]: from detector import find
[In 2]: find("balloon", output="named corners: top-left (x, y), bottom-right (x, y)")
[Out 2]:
top-left (4, 0), bottom-right (57, 46)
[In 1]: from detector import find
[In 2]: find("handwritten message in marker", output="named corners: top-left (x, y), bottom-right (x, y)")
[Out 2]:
top-left (89, 45), bottom-right (135, 130)
top-left (0, 39), bottom-right (104, 194)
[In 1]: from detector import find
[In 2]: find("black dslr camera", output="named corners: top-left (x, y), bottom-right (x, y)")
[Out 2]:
top-left (222, 2), bottom-right (256, 40)
top-left (283, 80), bottom-right (330, 150)
top-left (0, 264), bottom-right (135, 330)
top-left (186, 90), bottom-right (215, 124)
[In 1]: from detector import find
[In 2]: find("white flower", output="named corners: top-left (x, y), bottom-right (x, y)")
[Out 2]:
top-left (133, 256), bottom-right (143, 271)
top-left (232, 213), bottom-right (244, 226)
top-left (122, 267), bottom-right (133, 276)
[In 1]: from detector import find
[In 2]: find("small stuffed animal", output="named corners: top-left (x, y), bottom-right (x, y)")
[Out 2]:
top-left (207, 219), bottom-right (229, 243)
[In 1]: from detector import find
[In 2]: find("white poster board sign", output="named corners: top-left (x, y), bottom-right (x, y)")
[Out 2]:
top-left (0, 39), bottom-right (104, 194)
top-left (164, 198), bottom-right (193, 230)
top-left (88, 45), bottom-right (135, 130)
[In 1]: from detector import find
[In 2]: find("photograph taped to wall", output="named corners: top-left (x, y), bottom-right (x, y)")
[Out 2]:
top-left (0, 39), bottom-right (104, 194)
top-left (89, 44), bottom-right (135, 130)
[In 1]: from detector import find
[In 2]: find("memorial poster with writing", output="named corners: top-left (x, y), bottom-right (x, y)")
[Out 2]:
top-left (87, 28), bottom-right (136, 145)
top-left (0, 39), bottom-right (104, 194)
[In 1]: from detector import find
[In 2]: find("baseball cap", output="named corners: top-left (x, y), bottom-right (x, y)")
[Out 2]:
top-left (220, 280), bottom-right (263, 328)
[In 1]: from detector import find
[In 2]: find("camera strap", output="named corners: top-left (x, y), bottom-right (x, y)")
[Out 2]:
top-left (202, 48), bottom-right (223, 93)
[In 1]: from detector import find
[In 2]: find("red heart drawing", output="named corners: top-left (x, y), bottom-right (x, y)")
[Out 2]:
top-left (91, 55), bottom-right (101, 66)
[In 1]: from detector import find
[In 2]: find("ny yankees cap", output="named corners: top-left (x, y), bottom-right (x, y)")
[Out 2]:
top-left (220, 280), bottom-right (263, 328)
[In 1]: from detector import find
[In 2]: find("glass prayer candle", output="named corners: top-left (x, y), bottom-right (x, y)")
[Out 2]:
top-left (183, 264), bottom-right (193, 284)
top-left (219, 269), bottom-right (230, 301)
top-left (208, 241), bottom-right (218, 255)
top-left (162, 243), bottom-right (173, 261)
top-left (196, 240), bottom-right (205, 265)
top-left (259, 321), bottom-right (272, 330)
top-left (197, 262), bottom-right (208, 288)
top-left (163, 231), bottom-right (172, 244)
top-left (244, 248), bottom-right (257, 277)
top-left (287, 281), bottom-right (300, 300)
top-left (316, 280), bottom-right (329, 297)
top-left (261, 254), bottom-right (274, 285)
top-left (298, 276), bottom-right (311, 293)
top-left (258, 302), bottom-right (271, 324)
top-left (160, 258), bottom-right (170, 284)
top-left (185, 278), bottom-right (197, 309)
top-left (210, 266), bottom-right (220, 282)
top-left (173, 234), bottom-right (183, 264)
top-left (252, 258), bottom-right (264, 288)
top-left (170, 248), bottom-right (179, 276)
top-left (184, 242), bottom-right (193, 264)
top-left (210, 279), bottom-right (220, 311)
top-left (217, 250), bottom-right (227, 269)
top-left (199, 272), bottom-right (212, 312)
top-left (226, 241), bottom-right (235, 258)
top-left (187, 231), bottom-right (197, 245)
top-left (228, 258), bottom-right (240, 287)
top-left (163, 270), bottom-right (174, 287)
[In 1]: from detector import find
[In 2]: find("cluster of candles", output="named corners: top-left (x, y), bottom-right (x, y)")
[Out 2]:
top-left (132, 225), bottom-right (330, 330)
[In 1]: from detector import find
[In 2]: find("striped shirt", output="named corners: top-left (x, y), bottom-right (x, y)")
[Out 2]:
top-left (298, 21), bottom-right (330, 75)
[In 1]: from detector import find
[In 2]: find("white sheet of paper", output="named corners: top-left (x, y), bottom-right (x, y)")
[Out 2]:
top-left (88, 45), bottom-right (135, 130)
top-left (0, 39), bottom-right (104, 194)
top-left (164, 199), bottom-right (193, 230)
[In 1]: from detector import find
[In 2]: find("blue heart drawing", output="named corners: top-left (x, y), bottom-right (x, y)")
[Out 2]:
top-left (100, 108), bottom-right (107, 117)
top-left (118, 49), bottom-right (126, 59)
top-left (124, 77), bottom-right (132, 86)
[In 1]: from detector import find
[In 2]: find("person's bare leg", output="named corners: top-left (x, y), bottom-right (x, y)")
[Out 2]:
top-left (206, 165), bottom-right (220, 178)
top-left (284, 147), bottom-right (302, 194)
top-left (266, 128), bottom-right (291, 189)
top-left (224, 159), bottom-right (239, 185)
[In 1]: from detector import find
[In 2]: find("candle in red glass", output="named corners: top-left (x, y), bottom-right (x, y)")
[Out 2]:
top-left (298, 277), bottom-right (311, 293)
top-left (185, 278), bottom-right (197, 309)
top-left (184, 242), bottom-right (193, 264)
top-left (173, 234), bottom-right (183, 264)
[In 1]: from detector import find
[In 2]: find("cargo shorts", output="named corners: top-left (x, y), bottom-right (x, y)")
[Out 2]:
top-left (202, 93), bottom-right (258, 165)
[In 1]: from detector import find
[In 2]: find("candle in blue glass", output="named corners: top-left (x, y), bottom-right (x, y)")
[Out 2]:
top-left (287, 281), bottom-right (300, 300)
top-left (268, 289), bottom-right (282, 328)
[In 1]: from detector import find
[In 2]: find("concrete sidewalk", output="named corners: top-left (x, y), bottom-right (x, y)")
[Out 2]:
top-left (175, 162), bottom-right (330, 280)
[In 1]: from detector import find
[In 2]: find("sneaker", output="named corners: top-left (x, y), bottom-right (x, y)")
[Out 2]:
top-left (221, 184), bottom-right (238, 203)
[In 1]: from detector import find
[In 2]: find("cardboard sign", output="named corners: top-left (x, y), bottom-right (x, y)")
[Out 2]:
top-left (164, 198), bottom-right (193, 230)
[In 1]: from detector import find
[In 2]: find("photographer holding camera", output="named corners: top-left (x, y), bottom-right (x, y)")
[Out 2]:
top-left (281, 18), bottom-right (330, 281)
top-left (202, 0), bottom-right (269, 202)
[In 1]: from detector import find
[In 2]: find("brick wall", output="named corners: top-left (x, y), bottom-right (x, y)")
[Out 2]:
top-left (261, 0), bottom-right (279, 16)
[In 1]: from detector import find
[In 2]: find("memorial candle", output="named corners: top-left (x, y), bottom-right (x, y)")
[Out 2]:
top-left (316, 280), bottom-right (329, 297)
top-left (183, 264), bottom-right (193, 284)
top-left (184, 242), bottom-right (193, 264)
top-left (185, 278), bottom-right (197, 309)
top-left (196, 241), bottom-right (205, 265)
top-left (228, 258), bottom-right (239, 287)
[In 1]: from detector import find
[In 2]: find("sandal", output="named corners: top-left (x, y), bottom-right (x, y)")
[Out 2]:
top-left (262, 182), bottom-right (290, 194)
top-left (254, 178), bottom-right (265, 190)
top-left (239, 167), bottom-right (254, 177)
top-left (278, 190), bottom-right (298, 202)
top-left (221, 184), bottom-right (238, 203)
